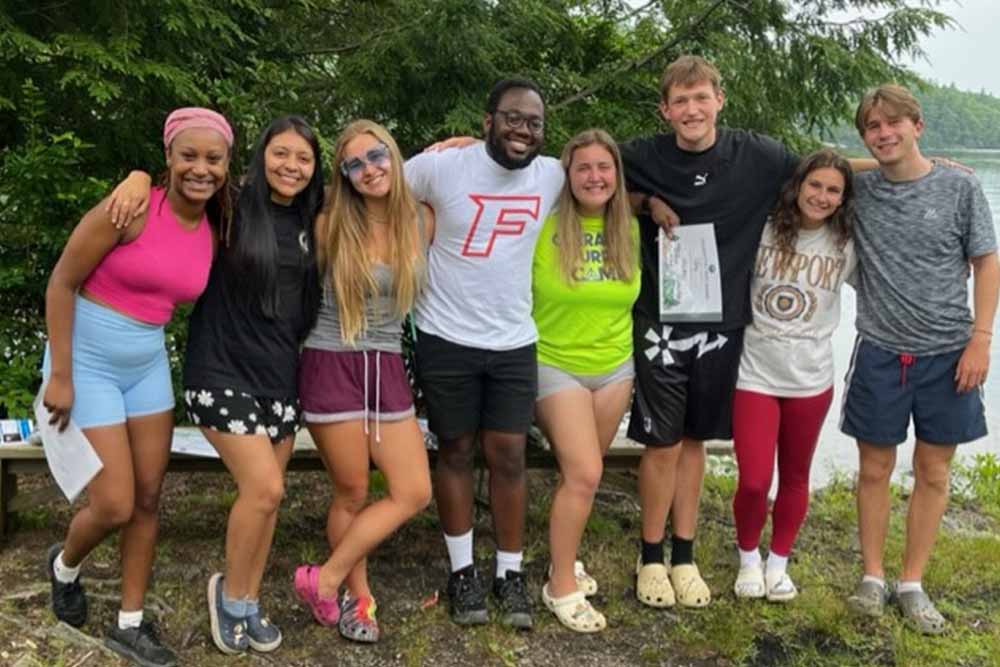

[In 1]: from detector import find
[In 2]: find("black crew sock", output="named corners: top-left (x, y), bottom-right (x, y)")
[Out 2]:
top-left (641, 539), bottom-right (664, 565)
top-left (670, 536), bottom-right (694, 566)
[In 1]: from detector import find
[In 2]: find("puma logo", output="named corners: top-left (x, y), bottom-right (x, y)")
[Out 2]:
top-left (694, 173), bottom-right (708, 187)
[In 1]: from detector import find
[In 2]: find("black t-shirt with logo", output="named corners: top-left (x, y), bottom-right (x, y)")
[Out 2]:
top-left (620, 128), bottom-right (798, 332)
top-left (183, 200), bottom-right (313, 397)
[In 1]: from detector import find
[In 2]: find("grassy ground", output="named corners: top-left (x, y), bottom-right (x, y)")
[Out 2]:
top-left (1, 454), bottom-right (998, 667)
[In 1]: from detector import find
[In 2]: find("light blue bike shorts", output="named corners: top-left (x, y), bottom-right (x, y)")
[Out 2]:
top-left (42, 296), bottom-right (175, 429)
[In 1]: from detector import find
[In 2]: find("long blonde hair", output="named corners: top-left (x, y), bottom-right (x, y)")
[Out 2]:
top-left (555, 129), bottom-right (635, 284)
top-left (316, 119), bottom-right (424, 344)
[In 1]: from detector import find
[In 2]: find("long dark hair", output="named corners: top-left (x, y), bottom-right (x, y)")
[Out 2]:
top-left (771, 149), bottom-right (854, 256)
top-left (223, 115), bottom-right (324, 330)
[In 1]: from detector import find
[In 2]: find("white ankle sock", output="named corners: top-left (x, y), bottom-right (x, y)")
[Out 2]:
top-left (495, 550), bottom-right (523, 579)
top-left (897, 580), bottom-right (923, 594)
top-left (118, 609), bottom-right (143, 630)
top-left (444, 529), bottom-right (473, 573)
top-left (53, 551), bottom-right (82, 584)
top-left (766, 552), bottom-right (789, 576)
top-left (738, 547), bottom-right (761, 569)
top-left (862, 574), bottom-right (886, 589)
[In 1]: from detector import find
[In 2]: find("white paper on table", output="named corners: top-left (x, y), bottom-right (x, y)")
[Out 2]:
top-left (169, 428), bottom-right (220, 458)
top-left (658, 223), bottom-right (723, 323)
top-left (33, 390), bottom-right (104, 503)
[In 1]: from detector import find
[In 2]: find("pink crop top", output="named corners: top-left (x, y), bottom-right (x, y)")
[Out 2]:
top-left (82, 187), bottom-right (214, 325)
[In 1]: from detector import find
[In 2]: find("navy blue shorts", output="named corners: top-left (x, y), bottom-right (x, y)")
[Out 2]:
top-left (839, 337), bottom-right (988, 446)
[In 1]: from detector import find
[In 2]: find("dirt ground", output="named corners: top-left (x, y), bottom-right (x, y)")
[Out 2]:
top-left (2, 463), bottom-right (997, 667)
top-left (0, 469), bottom-right (728, 667)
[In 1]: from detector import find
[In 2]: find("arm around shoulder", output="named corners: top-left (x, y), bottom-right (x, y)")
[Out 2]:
top-left (107, 170), bottom-right (153, 228)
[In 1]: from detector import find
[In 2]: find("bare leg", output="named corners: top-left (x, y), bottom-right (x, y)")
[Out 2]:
top-left (481, 430), bottom-right (528, 552)
top-left (434, 432), bottom-right (478, 536)
top-left (856, 441), bottom-right (897, 579)
top-left (119, 410), bottom-right (173, 611)
top-left (204, 430), bottom-right (285, 600)
top-left (61, 424), bottom-right (136, 567)
top-left (670, 438), bottom-right (705, 540)
top-left (539, 380), bottom-right (632, 597)
top-left (901, 441), bottom-right (956, 581)
top-left (316, 418), bottom-right (431, 597)
top-left (638, 444), bottom-right (682, 544)
top-left (309, 421), bottom-right (372, 599)
top-left (244, 435), bottom-right (294, 600)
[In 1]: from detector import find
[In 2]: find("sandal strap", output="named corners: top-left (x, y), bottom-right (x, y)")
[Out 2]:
top-left (543, 585), bottom-right (586, 609)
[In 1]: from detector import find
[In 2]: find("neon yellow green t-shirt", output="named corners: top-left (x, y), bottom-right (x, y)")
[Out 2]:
top-left (532, 213), bottom-right (641, 374)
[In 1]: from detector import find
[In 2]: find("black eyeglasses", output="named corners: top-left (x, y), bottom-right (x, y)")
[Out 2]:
top-left (340, 143), bottom-right (391, 178)
top-left (494, 109), bottom-right (544, 133)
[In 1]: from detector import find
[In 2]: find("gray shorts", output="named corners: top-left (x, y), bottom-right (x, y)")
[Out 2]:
top-left (536, 359), bottom-right (635, 401)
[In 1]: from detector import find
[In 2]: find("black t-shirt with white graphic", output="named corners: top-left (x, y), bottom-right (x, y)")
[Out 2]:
top-left (184, 200), bottom-right (312, 397)
top-left (620, 128), bottom-right (798, 332)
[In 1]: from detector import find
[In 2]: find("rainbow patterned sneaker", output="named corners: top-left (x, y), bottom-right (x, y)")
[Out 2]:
top-left (339, 594), bottom-right (379, 643)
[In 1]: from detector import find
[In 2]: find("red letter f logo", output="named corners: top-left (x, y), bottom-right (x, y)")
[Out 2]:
top-left (461, 194), bottom-right (541, 257)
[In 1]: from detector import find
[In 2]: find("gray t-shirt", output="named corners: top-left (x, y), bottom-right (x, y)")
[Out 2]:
top-left (304, 264), bottom-right (405, 353)
top-left (853, 164), bottom-right (997, 355)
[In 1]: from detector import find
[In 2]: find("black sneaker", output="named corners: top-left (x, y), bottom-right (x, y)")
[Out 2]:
top-left (446, 565), bottom-right (488, 625)
top-left (46, 543), bottom-right (87, 627)
top-left (105, 620), bottom-right (178, 667)
top-left (493, 570), bottom-right (533, 629)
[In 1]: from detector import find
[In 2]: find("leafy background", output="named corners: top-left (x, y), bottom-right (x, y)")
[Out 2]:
top-left (0, 0), bottom-right (976, 417)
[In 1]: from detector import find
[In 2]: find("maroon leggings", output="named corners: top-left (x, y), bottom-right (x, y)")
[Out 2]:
top-left (731, 387), bottom-right (833, 556)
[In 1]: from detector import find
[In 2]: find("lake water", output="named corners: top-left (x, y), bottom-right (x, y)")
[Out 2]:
top-left (807, 149), bottom-right (1000, 485)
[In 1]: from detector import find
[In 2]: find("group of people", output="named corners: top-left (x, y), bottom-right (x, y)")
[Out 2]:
top-left (39, 53), bottom-right (996, 666)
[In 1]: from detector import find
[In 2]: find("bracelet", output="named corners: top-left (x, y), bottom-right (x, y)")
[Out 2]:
top-left (640, 194), bottom-right (653, 213)
top-left (973, 328), bottom-right (993, 337)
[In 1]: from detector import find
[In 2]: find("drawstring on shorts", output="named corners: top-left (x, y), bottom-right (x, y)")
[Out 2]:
top-left (361, 350), bottom-right (383, 443)
top-left (898, 353), bottom-right (915, 386)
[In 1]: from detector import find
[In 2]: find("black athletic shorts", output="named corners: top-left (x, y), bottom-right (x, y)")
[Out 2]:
top-left (414, 329), bottom-right (537, 439)
top-left (627, 314), bottom-right (745, 447)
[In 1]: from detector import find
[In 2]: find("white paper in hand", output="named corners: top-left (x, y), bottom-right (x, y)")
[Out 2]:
top-left (33, 392), bottom-right (103, 503)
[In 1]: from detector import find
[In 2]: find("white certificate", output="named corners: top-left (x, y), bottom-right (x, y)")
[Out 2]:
top-left (34, 388), bottom-right (104, 503)
top-left (658, 223), bottom-right (723, 323)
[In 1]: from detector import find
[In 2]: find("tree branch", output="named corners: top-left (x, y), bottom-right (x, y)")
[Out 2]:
top-left (295, 11), bottom-right (431, 56)
top-left (551, 0), bottom-right (731, 111)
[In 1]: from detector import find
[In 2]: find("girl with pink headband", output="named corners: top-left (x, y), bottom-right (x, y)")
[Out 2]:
top-left (107, 113), bottom-right (326, 657)
top-left (43, 107), bottom-right (233, 667)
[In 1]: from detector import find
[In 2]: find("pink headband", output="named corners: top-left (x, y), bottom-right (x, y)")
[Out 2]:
top-left (163, 107), bottom-right (234, 150)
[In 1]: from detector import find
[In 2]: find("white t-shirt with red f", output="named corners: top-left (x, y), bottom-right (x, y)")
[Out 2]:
top-left (406, 143), bottom-right (564, 351)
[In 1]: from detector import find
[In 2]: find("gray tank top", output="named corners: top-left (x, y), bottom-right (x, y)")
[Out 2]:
top-left (304, 212), bottom-right (426, 353)
top-left (304, 263), bottom-right (404, 353)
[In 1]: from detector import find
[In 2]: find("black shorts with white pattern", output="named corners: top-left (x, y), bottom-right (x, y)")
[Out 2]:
top-left (183, 387), bottom-right (300, 445)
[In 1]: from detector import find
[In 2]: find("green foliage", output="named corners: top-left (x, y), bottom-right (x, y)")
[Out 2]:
top-left (0, 80), bottom-right (109, 416)
top-left (0, 0), bottom-right (954, 416)
top-left (952, 452), bottom-right (1000, 519)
